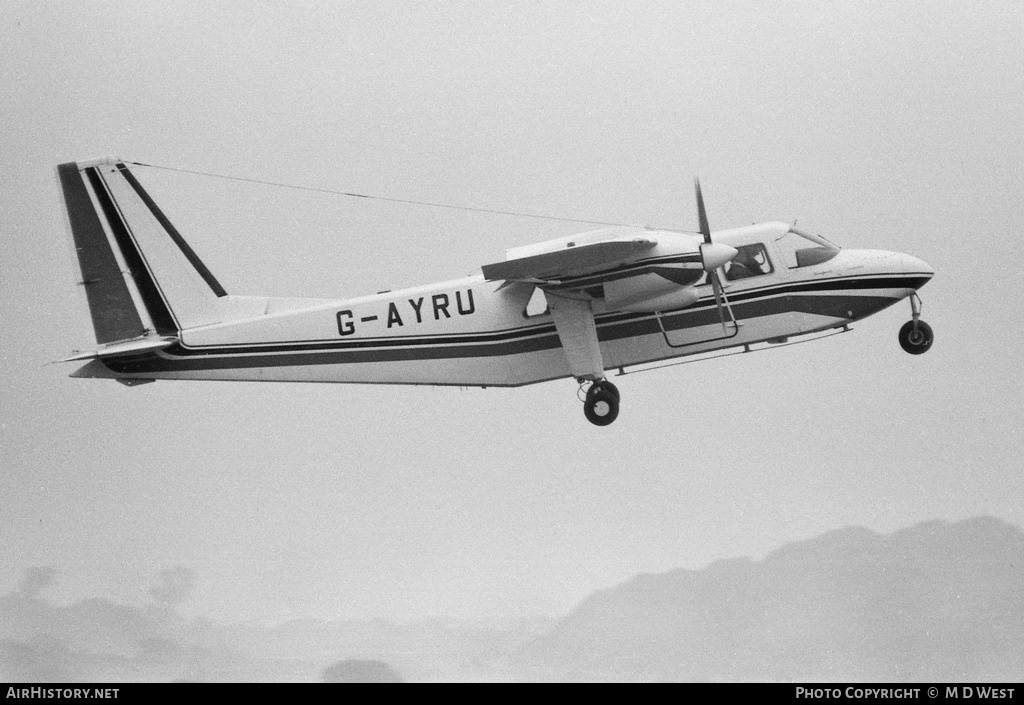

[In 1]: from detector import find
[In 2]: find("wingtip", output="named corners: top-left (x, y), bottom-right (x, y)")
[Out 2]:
top-left (74, 156), bottom-right (123, 170)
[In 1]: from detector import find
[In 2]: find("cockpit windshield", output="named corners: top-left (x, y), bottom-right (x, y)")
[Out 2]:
top-left (773, 227), bottom-right (840, 269)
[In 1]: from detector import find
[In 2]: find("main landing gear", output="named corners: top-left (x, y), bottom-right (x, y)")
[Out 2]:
top-left (583, 379), bottom-right (620, 426)
top-left (899, 293), bottom-right (934, 355)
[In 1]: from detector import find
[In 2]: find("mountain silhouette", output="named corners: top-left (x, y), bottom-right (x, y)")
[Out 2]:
top-left (518, 517), bottom-right (1024, 681)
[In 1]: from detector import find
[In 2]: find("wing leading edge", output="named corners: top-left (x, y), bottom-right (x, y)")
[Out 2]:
top-left (481, 236), bottom-right (657, 283)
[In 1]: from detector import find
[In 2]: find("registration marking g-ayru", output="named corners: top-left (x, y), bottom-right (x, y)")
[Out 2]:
top-left (57, 157), bottom-right (934, 426)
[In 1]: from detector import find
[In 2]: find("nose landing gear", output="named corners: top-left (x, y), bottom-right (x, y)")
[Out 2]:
top-left (899, 293), bottom-right (934, 355)
top-left (582, 379), bottom-right (620, 426)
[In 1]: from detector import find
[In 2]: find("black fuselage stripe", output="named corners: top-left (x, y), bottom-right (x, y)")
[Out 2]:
top-left (86, 167), bottom-right (180, 337)
top-left (181, 320), bottom-right (558, 353)
top-left (593, 274), bottom-right (931, 327)
top-left (168, 273), bottom-right (929, 355)
top-left (116, 163), bottom-right (228, 297)
top-left (102, 285), bottom-right (911, 374)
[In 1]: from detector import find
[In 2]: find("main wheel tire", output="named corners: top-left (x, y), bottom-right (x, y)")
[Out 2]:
top-left (899, 320), bottom-right (934, 355)
top-left (584, 387), bottom-right (620, 426)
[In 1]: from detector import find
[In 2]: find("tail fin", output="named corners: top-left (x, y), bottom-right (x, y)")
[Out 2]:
top-left (57, 157), bottom-right (226, 344)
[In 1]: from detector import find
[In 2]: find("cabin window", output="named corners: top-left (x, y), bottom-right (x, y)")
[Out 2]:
top-left (725, 243), bottom-right (774, 280)
top-left (524, 286), bottom-right (549, 318)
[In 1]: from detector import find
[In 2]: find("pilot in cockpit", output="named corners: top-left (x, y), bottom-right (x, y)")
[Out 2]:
top-left (726, 245), bottom-right (766, 280)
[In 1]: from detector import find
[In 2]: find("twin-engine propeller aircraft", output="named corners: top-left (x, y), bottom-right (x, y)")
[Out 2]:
top-left (57, 157), bottom-right (934, 426)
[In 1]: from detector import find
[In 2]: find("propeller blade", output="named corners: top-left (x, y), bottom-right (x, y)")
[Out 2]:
top-left (709, 270), bottom-right (730, 335)
top-left (695, 177), bottom-right (733, 335)
top-left (695, 177), bottom-right (711, 244)
top-left (694, 178), bottom-right (736, 272)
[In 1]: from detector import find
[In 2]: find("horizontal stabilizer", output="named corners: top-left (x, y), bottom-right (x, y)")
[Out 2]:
top-left (60, 335), bottom-right (178, 362)
top-left (482, 237), bottom-right (656, 282)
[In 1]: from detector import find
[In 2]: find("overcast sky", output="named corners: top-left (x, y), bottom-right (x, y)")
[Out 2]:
top-left (2, 0), bottom-right (1022, 623)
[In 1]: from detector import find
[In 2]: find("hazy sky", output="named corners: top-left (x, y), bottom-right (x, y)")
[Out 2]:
top-left (2, 1), bottom-right (1022, 623)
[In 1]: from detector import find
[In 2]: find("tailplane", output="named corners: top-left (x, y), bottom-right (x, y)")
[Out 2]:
top-left (57, 157), bottom-right (226, 346)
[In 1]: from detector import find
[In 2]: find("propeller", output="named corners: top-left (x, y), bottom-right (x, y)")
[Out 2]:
top-left (694, 179), bottom-right (737, 335)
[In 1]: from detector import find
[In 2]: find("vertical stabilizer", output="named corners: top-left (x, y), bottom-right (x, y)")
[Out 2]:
top-left (56, 158), bottom-right (226, 343)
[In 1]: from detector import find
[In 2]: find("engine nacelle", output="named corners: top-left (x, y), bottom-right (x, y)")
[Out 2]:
top-left (615, 287), bottom-right (700, 313)
top-left (604, 274), bottom-right (700, 313)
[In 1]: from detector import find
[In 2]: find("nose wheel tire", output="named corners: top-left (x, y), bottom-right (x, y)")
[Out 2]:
top-left (584, 381), bottom-right (620, 426)
top-left (899, 319), bottom-right (934, 355)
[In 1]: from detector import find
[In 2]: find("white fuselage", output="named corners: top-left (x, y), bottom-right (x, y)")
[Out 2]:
top-left (80, 223), bottom-right (933, 386)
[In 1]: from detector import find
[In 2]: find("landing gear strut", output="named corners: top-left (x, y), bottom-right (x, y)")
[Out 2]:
top-left (899, 293), bottom-right (933, 355)
top-left (584, 380), bottom-right (620, 426)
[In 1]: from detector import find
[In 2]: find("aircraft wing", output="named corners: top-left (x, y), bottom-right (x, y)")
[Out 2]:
top-left (481, 237), bottom-right (657, 283)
